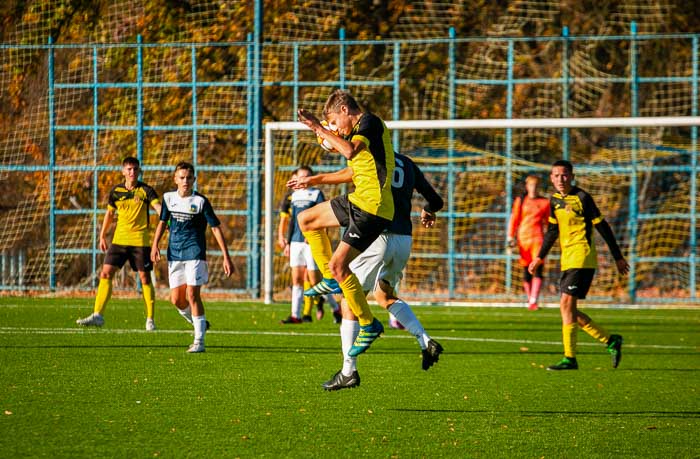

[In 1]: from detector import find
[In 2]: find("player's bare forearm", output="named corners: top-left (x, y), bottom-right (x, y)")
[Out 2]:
top-left (528, 257), bottom-right (543, 275)
top-left (150, 221), bottom-right (166, 263)
top-left (211, 226), bottom-right (234, 277)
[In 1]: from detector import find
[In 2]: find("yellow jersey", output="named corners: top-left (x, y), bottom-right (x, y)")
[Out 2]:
top-left (107, 181), bottom-right (159, 247)
top-left (347, 113), bottom-right (395, 220)
top-left (549, 186), bottom-right (603, 270)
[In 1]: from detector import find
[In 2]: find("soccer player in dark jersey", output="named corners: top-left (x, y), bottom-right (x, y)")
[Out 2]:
top-left (289, 154), bottom-right (444, 390)
top-left (294, 90), bottom-right (394, 356)
top-left (76, 157), bottom-right (161, 331)
top-left (529, 160), bottom-right (629, 370)
top-left (150, 162), bottom-right (234, 353)
top-left (277, 166), bottom-right (340, 324)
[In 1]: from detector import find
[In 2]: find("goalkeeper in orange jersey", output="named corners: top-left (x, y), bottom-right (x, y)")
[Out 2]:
top-left (76, 156), bottom-right (161, 331)
top-left (529, 160), bottom-right (629, 371)
top-left (295, 89), bottom-right (394, 356)
top-left (508, 175), bottom-right (550, 310)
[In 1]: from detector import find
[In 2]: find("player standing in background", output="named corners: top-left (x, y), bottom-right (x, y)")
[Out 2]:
top-left (529, 160), bottom-right (629, 371)
top-left (508, 175), bottom-right (550, 311)
top-left (150, 161), bottom-right (234, 353)
top-left (289, 153), bottom-right (444, 390)
top-left (277, 166), bottom-right (341, 324)
top-left (296, 89), bottom-right (394, 356)
top-left (77, 156), bottom-right (161, 331)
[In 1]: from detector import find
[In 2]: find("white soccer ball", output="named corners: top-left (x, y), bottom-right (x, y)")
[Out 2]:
top-left (317, 120), bottom-right (339, 152)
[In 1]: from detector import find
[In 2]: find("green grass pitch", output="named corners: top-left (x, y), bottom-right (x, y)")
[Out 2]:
top-left (0, 296), bottom-right (698, 458)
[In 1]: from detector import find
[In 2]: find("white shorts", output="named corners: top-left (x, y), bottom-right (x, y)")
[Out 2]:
top-left (168, 260), bottom-right (209, 288)
top-left (349, 233), bottom-right (412, 292)
top-left (289, 241), bottom-right (318, 270)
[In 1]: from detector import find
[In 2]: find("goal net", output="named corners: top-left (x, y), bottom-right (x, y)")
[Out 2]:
top-left (264, 117), bottom-right (699, 304)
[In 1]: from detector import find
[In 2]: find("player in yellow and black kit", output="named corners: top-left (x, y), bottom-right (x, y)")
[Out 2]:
top-left (293, 89), bottom-right (394, 356)
top-left (529, 160), bottom-right (629, 370)
top-left (77, 157), bottom-right (161, 331)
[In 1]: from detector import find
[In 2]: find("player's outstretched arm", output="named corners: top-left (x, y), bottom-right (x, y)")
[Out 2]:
top-left (286, 167), bottom-right (353, 189)
top-left (594, 219), bottom-right (629, 275)
top-left (211, 226), bottom-right (234, 277)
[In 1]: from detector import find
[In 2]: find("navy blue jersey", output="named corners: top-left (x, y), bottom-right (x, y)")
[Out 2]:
top-left (160, 190), bottom-right (220, 261)
top-left (278, 187), bottom-right (325, 243)
top-left (388, 154), bottom-right (444, 235)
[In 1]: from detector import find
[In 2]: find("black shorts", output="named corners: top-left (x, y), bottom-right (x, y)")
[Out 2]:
top-left (104, 244), bottom-right (153, 272)
top-left (330, 195), bottom-right (392, 252)
top-left (560, 268), bottom-right (595, 299)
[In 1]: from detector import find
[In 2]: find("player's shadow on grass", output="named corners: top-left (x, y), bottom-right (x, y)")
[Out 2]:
top-left (389, 408), bottom-right (700, 419)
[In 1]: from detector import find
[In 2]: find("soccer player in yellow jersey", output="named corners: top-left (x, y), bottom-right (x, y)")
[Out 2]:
top-left (529, 160), bottom-right (630, 370)
top-left (294, 89), bottom-right (394, 356)
top-left (77, 157), bottom-right (161, 331)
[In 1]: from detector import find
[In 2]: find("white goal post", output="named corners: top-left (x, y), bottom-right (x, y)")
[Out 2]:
top-left (263, 116), bottom-right (700, 304)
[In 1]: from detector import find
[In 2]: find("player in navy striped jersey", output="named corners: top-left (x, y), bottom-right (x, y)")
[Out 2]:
top-left (150, 161), bottom-right (234, 353)
top-left (277, 166), bottom-right (340, 324)
top-left (289, 154), bottom-right (444, 390)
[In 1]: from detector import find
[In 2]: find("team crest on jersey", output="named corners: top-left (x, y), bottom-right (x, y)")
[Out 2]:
top-left (190, 204), bottom-right (197, 213)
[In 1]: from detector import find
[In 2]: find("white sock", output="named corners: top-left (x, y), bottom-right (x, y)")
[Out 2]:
top-left (325, 294), bottom-right (339, 311)
top-left (388, 299), bottom-right (430, 350)
top-left (291, 285), bottom-right (303, 318)
top-left (177, 306), bottom-right (193, 325)
top-left (193, 315), bottom-right (206, 344)
top-left (340, 319), bottom-right (359, 376)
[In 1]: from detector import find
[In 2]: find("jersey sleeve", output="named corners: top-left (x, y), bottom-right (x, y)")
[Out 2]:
top-left (548, 197), bottom-right (557, 225)
top-left (278, 191), bottom-right (292, 217)
top-left (159, 198), bottom-right (171, 222)
top-left (411, 160), bottom-right (444, 213)
top-left (145, 184), bottom-right (159, 206)
top-left (106, 186), bottom-right (118, 211)
top-left (202, 197), bottom-right (221, 227)
top-left (508, 196), bottom-right (522, 238)
top-left (581, 191), bottom-right (603, 225)
top-left (351, 113), bottom-right (381, 149)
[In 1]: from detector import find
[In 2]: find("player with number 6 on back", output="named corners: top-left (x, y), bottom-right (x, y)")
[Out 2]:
top-left (294, 89), bottom-right (394, 357)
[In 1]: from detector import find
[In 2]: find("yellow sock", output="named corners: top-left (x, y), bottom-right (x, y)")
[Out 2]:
top-left (302, 280), bottom-right (312, 316)
top-left (581, 320), bottom-right (610, 344)
top-left (93, 278), bottom-right (112, 315)
top-left (339, 274), bottom-right (373, 326)
top-left (563, 323), bottom-right (578, 358)
top-left (302, 229), bottom-right (333, 278)
top-left (141, 282), bottom-right (155, 320)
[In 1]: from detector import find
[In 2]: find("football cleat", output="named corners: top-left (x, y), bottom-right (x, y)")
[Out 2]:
top-left (302, 315), bottom-right (313, 323)
top-left (76, 313), bottom-right (104, 327)
top-left (547, 357), bottom-right (578, 371)
top-left (348, 318), bottom-right (384, 356)
top-left (280, 315), bottom-right (302, 324)
top-left (607, 334), bottom-right (623, 368)
top-left (422, 339), bottom-right (444, 371)
top-left (528, 303), bottom-right (539, 311)
top-left (187, 342), bottom-right (205, 353)
top-left (145, 318), bottom-right (156, 331)
top-left (322, 370), bottom-right (360, 391)
top-left (304, 278), bottom-right (342, 296)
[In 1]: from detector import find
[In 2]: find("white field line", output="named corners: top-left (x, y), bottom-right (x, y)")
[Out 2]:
top-left (0, 326), bottom-right (694, 350)
top-left (1, 303), bottom-right (699, 322)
